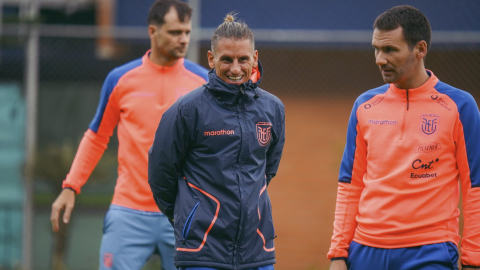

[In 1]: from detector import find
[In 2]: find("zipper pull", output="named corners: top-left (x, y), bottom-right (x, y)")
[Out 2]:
top-left (240, 86), bottom-right (245, 95)
top-left (406, 89), bottom-right (410, 110)
top-left (182, 238), bottom-right (186, 245)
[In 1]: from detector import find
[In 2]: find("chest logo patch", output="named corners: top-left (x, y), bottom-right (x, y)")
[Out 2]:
top-left (256, 122), bottom-right (272, 146)
top-left (420, 114), bottom-right (440, 136)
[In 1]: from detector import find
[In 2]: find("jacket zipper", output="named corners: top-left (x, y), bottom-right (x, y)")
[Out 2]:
top-left (232, 87), bottom-right (245, 269)
top-left (233, 86), bottom-right (248, 269)
top-left (400, 89), bottom-right (409, 140)
top-left (181, 202), bottom-right (200, 244)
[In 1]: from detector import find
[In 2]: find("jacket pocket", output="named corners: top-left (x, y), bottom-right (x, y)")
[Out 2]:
top-left (181, 201), bottom-right (200, 243)
top-left (176, 182), bottom-right (220, 253)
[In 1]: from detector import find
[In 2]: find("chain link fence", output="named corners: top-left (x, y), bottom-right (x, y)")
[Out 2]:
top-left (1, 2), bottom-right (479, 270)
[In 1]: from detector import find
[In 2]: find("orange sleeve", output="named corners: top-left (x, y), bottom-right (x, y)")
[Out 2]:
top-left (455, 116), bottom-right (480, 267)
top-left (327, 122), bottom-right (367, 259)
top-left (62, 86), bottom-right (120, 194)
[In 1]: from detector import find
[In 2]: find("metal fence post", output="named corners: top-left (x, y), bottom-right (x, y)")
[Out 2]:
top-left (22, 1), bottom-right (39, 269)
top-left (186, 0), bottom-right (201, 64)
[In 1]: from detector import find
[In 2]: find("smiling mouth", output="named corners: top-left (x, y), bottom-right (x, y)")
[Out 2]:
top-left (227, 76), bottom-right (243, 82)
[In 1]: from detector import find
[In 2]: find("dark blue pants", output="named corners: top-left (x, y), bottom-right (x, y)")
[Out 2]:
top-left (347, 241), bottom-right (459, 270)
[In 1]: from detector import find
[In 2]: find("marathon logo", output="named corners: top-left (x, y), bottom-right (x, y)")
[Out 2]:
top-left (415, 142), bottom-right (441, 153)
top-left (411, 172), bottom-right (438, 178)
top-left (204, 129), bottom-right (235, 136)
top-left (368, 119), bottom-right (397, 125)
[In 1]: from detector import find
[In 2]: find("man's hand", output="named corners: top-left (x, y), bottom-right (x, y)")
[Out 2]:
top-left (51, 188), bottom-right (76, 232)
top-left (329, 259), bottom-right (347, 270)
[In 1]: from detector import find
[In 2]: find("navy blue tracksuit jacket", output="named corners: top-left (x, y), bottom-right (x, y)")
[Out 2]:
top-left (148, 63), bottom-right (285, 269)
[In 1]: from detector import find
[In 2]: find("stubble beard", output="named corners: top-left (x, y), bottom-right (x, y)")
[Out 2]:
top-left (170, 46), bottom-right (188, 60)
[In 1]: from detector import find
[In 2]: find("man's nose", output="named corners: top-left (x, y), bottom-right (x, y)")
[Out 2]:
top-left (180, 33), bottom-right (189, 44)
top-left (376, 52), bottom-right (387, 66)
top-left (231, 60), bottom-right (241, 74)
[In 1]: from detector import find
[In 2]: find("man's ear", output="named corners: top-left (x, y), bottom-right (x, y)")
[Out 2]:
top-left (148, 25), bottom-right (156, 37)
top-left (253, 50), bottom-right (259, 68)
top-left (207, 51), bottom-right (215, 69)
top-left (416, 40), bottom-right (427, 59)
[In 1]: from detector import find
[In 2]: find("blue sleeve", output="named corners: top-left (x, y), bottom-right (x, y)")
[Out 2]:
top-left (148, 100), bottom-right (193, 223)
top-left (88, 71), bottom-right (119, 132)
top-left (338, 84), bottom-right (389, 183)
top-left (183, 59), bottom-right (209, 82)
top-left (436, 82), bottom-right (480, 187)
top-left (338, 101), bottom-right (360, 184)
top-left (89, 58), bottom-right (142, 132)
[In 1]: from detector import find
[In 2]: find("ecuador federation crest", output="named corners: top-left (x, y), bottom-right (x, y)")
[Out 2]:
top-left (419, 114), bottom-right (440, 136)
top-left (256, 122), bottom-right (273, 146)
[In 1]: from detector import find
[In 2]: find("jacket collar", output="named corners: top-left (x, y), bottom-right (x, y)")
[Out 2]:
top-left (389, 70), bottom-right (439, 98)
top-left (205, 62), bottom-right (263, 105)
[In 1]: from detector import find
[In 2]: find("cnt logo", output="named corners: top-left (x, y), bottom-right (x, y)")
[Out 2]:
top-left (256, 122), bottom-right (272, 146)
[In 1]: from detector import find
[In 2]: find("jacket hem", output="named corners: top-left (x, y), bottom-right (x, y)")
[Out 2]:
top-left (353, 228), bottom-right (460, 249)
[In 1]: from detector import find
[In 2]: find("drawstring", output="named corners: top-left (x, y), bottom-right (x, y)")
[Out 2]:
top-left (252, 88), bottom-right (260, 99)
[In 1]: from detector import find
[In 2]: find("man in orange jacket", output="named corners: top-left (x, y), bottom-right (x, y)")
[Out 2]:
top-left (50, 1), bottom-right (208, 269)
top-left (328, 5), bottom-right (480, 270)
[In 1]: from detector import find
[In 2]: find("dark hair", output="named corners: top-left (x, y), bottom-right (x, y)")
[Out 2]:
top-left (147, 0), bottom-right (192, 26)
top-left (373, 5), bottom-right (431, 52)
top-left (211, 13), bottom-right (255, 52)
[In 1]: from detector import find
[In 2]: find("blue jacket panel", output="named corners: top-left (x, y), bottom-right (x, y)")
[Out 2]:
top-left (148, 63), bottom-right (285, 269)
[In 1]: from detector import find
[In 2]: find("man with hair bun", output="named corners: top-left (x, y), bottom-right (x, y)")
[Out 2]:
top-left (50, 0), bottom-right (208, 269)
top-left (328, 5), bottom-right (480, 270)
top-left (149, 13), bottom-right (285, 270)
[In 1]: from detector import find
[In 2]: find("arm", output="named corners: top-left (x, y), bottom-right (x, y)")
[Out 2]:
top-left (265, 104), bottom-right (286, 186)
top-left (329, 260), bottom-right (348, 270)
top-left (454, 94), bottom-right (480, 268)
top-left (148, 101), bottom-right (192, 224)
top-left (328, 101), bottom-right (366, 261)
top-left (51, 72), bottom-right (120, 232)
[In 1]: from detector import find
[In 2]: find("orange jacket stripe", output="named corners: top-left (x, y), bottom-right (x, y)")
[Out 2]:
top-left (176, 182), bottom-right (220, 252)
top-left (256, 184), bottom-right (275, 252)
top-left (256, 229), bottom-right (275, 252)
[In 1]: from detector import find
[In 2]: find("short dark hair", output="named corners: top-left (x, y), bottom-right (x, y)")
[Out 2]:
top-left (147, 0), bottom-right (192, 26)
top-left (373, 5), bottom-right (431, 52)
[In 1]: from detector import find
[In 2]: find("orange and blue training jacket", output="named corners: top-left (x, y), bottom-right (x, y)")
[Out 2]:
top-left (62, 50), bottom-right (208, 212)
top-left (327, 71), bottom-right (480, 268)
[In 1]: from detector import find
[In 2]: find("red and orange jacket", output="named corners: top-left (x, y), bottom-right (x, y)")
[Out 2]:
top-left (62, 50), bottom-right (208, 212)
top-left (328, 71), bottom-right (480, 267)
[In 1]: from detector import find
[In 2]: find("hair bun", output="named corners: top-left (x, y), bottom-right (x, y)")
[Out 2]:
top-left (224, 13), bottom-right (235, 23)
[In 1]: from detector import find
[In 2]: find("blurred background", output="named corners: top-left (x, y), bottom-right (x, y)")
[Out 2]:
top-left (0, 0), bottom-right (479, 269)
